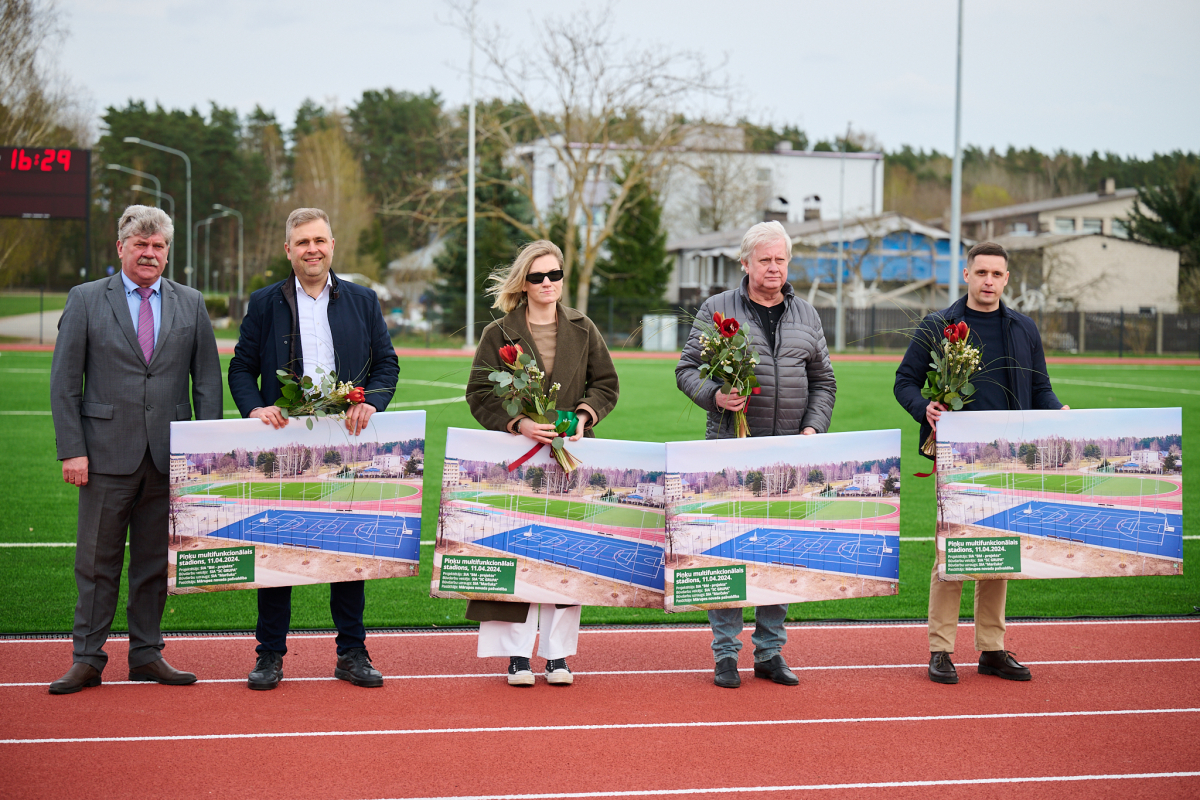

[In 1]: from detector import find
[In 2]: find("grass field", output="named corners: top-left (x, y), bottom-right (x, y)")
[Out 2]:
top-left (0, 293), bottom-right (68, 318)
top-left (464, 492), bottom-right (663, 529)
top-left (196, 480), bottom-right (420, 503)
top-left (954, 472), bottom-right (1177, 497)
top-left (692, 499), bottom-right (896, 521)
top-left (0, 349), bottom-right (1195, 632)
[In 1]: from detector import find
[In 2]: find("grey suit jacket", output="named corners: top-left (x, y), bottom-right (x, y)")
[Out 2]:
top-left (50, 274), bottom-right (223, 476)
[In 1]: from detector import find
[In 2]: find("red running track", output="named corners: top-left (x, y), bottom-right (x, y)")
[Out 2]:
top-left (2, 620), bottom-right (1198, 799)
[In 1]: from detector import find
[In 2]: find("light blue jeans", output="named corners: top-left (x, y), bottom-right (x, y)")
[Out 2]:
top-left (708, 605), bottom-right (789, 663)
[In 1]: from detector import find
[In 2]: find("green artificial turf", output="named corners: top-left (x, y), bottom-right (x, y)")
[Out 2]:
top-left (956, 472), bottom-right (1176, 497)
top-left (465, 492), bottom-right (664, 529)
top-left (0, 351), bottom-right (1196, 633)
top-left (198, 480), bottom-right (420, 502)
top-left (694, 499), bottom-right (895, 521)
top-left (0, 293), bottom-right (69, 318)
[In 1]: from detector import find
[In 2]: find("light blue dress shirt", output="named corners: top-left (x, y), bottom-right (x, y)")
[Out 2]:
top-left (121, 271), bottom-right (162, 348)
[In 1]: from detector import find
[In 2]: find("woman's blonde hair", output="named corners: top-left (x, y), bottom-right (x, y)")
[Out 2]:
top-left (487, 240), bottom-right (565, 313)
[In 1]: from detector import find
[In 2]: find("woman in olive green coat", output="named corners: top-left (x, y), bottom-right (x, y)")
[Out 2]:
top-left (463, 239), bottom-right (619, 686)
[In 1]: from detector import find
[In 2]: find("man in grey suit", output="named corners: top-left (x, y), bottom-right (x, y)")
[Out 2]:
top-left (49, 205), bottom-right (223, 694)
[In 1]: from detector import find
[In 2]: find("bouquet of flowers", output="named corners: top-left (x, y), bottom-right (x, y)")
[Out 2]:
top-left (274, 367), bottom-right (369, 430)
top-left (695, 311), bottom-right (761, 438)
top-left (488, 343), bottom-right (582, 473)
top-left (918, 320), bottom-right (981, 456)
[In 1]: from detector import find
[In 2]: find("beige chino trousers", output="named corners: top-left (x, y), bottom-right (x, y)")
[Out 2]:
top-left (927, 561), bottom-right (1008, 653)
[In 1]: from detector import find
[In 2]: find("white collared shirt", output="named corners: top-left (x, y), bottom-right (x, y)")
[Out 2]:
top-left (295, 274), bottom-right (335, 382)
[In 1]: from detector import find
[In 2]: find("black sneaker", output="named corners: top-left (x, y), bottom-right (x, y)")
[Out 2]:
top-left (928, 651), bottom-right (959, 684)
top-left (334, 648), bottom-right (383, 688)
top-left (508, 656), bottom-right (534, 686)
top-left (248, 651), bottom-right (283, 691)
top-left (545, 658), bottom-right (573, 686)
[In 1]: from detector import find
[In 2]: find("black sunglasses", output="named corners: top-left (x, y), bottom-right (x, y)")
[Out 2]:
top-left (526, 269), bottom-right (564, 284)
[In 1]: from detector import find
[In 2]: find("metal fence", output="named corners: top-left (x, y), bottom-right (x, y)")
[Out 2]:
top-left (644, 305), bottom-right (1200, 356)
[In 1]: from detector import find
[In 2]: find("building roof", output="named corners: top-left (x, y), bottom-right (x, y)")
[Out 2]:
top-left (960, 188), bottom-right (1138, 223)
top-left (992, 231), bottom-right (1175, 254)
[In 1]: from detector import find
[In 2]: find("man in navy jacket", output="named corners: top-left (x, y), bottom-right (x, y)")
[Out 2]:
top-left (894, 241), bottom-right (1066, 686)
top-left (228, 207), bottom-right (398, 690)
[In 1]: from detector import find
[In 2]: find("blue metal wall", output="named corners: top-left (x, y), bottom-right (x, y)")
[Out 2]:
top-left (789, 231), bottom-right (967, 286)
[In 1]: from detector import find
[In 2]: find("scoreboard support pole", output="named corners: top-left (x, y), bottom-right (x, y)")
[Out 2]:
top-left (84, 149), bottom-right (92, 282)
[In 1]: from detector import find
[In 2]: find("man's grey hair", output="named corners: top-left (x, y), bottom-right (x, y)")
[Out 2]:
top-left (285, 207), bottom-right (333, 242)
top-left (739, 220), bottom-right (791, 265)
top-left (118, 205), bottom-right (174, 245)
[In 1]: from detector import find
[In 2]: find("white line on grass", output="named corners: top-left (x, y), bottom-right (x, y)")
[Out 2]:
top-left (0, 410), bottom-right (50, 415)
top-left (361, 772), bottom-right (1200, 800)
top-left (2, 618), bottom-right (1195, 644)
top-left (3, 658), bottom-right (1198, 688)
top-left (1052, 377), bottom-right (1200, 396)
top-left (0, 368), bottom-right (50, 373)
top-left (389, 397), bottom-right (465, 409)
top-left (7, 537), bottom-right (1190, 548)
top-left (3, 707), bottom-right (1197, 745)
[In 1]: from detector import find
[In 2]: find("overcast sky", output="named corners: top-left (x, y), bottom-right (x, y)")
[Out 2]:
top-left (59, 0), bottom-right (1197, 159)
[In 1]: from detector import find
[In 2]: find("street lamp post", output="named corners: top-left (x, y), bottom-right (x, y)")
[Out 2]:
top-left (948, 0), bottom-right (965, 304)
top-left (193, 214), bottom-right (223, 294)
top-left (465, 0), bottom-right (478, 349)
top-left (213, 204), bottom-right (243, 319)
top-left (123, 137), bottom-right (191, 286)
top-left (106, 164), bottom-right (161, 207)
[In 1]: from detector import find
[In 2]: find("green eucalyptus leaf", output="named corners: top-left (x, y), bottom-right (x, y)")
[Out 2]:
top-left (274, 398), bottom-right (289, 408)
top-left (551, 437), bottom-right (564, 451)
top-left (306, 418), bottom-right (314, 430)
top-left (280, 407), bottom-right (289, 418)
top-left (962, 382), bottom-right (975, 396)
top-left (517, 353), bottom-right (532, 366)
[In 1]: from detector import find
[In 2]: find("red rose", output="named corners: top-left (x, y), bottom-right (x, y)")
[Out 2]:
top-left (499, 343), bottom-right (523, 366)
top-left (956, 321), bottom-right (969, 341)
top-left (713, 311), bottom-right (724, 326)
top-left (943, 324), bottom-right (957, 343)
top-left (347, 387), bottom-right (366, 404)
top-left (720, 317), bottom-right (740, 338)
top-left (751, 387), bottom-right (761, 395)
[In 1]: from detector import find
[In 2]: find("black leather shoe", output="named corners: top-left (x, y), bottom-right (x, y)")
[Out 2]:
top-left (929, 651), bottom-right (959, 684)
top-left (753, 655), bottom-right (799, 686)
top-left (248, 651), bottom-right (284, 691)
top-left (978, 650), bottom-right (1031, 681)
top-left (49, 663), bottom-right (101, 695)
top-left (714, 657), bottom-right (741, 688)
top-left (335, 648), bottom-right (383, 688)
top-left (128, 658), bottom-right (197, 685)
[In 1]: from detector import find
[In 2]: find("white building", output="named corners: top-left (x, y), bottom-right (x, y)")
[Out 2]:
top-left (936, 441), bottom-right (956, 472)
top-left (852, 472), bottom-right (884, 493)
top-left (1130, 449), bottom-right (1162, 470)
top-left (372, 455), bottom-right (407, 475)
top-left (442, 458), bottom-right (460, 487)
top-left (664, 474), bottom-right (683, 503)
top-left (961, 182), bottom-right (1138, 240)
top-left (170, 454), bottom-right (188, 484)
top-left (635, 482), bottom-right (664, 499)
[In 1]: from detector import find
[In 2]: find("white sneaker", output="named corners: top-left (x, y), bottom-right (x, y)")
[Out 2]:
top-left (545, 657), bottom-right (573, 685)
top-left (507, 656), bottom-right (534, 686)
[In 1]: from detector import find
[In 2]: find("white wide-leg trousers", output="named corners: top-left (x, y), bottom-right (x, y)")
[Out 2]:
top-left (477, 604), bottom-right (581, 659)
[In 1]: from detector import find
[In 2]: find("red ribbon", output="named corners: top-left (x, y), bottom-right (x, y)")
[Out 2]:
top-left (914, 433), bottom-right (937, 478)
top-left (507, 433), bottom-right (568, 472)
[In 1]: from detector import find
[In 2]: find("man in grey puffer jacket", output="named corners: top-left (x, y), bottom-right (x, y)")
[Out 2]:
top-left (676, 221), bottom-right (837, 688)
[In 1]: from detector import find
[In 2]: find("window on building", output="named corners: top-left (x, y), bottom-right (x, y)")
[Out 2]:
top-left (1054, 217), bottom-right (1076, 233)
top-left (1010, 222), bottom-right (1030, 235)
top-left (1112, 218), bottom-right (1129, 238)
top-left (1082, 217), bottom-right (1103, 234)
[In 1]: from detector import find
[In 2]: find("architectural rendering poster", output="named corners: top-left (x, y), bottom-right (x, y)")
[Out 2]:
top-left (166, 411), bottom-right (425, 593)
top-left (663, 430), bottom-right (901, 612)
top-left (432, 428), bottom-right (666, 608)
top-left (935, 407), bottom-right (1183, 581)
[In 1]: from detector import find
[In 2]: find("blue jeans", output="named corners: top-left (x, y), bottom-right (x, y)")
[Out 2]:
top-left (708, 605), bottom-right (788, 663)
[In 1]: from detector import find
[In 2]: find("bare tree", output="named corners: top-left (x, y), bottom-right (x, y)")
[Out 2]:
top-left (683, 146), bottom-right (761, 233)
top-left (402, 4), bottom-right (726, 315)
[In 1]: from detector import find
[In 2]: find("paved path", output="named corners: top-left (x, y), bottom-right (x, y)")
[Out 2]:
top-left (0, 311), bottom-right (62, 344)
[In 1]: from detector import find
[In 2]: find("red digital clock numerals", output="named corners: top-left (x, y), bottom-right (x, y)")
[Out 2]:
top-left (9, 148), bottom-right (72, 172)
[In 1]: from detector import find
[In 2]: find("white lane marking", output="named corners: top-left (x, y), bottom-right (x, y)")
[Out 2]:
top-left (0, 410), bottom-right (50, 415)
top-left (3, 707), bottom-right (1197, 745)
top-left (3, 618), bottom-right (1196, 644)
top-left (396, 378), bottom-right (467, 390)
top-left (0, 368), bottom-right (50, 373)
top-left (389, 397), bottom-right (466, 409)
top-left (364, 772), bottom-right (1200, 800)
top-left (1052, 377), bottom-right (1200, 396)
top-left (1, 542), bottom-right (436, 548)
top-left (4, 658), bottom-right (1199, 688)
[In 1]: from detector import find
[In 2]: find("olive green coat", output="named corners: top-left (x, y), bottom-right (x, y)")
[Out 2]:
top-left (462, 303), bottom-right (620, 623)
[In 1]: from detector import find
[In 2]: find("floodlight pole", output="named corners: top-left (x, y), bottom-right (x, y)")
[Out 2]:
top-left (193, 213), bottom-right (223, 294)
top-left (947, 0), bottom-right (964, 304)
top-left (123, 137), bottom-right (191, 285)
top-left (835, 121), bottom-right (850, 352)
top-left (106, 164), bottom-right (161, 206)
top-left (213, 204), bottom-right (244, 314)
top-left (465, 0), bottom-right (478, 349)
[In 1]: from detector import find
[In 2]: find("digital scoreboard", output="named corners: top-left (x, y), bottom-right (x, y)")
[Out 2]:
top-left (0, 147), bottom-right (91, 219)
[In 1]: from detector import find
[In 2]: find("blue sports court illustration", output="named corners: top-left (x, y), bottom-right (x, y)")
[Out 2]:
top-left (974, 501), bottom-right (1182, 559)
top-left (703, 529), bottom-right (900, 579)
top-left (474, 524), bottom-right (664, 591)
top-left (208, 510), bottom-right (421, 561)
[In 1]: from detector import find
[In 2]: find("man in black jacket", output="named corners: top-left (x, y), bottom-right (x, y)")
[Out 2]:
top-left (228, 207), bottom-right (399, 690)
top-left (894, 241), bottom-right (1067, 686)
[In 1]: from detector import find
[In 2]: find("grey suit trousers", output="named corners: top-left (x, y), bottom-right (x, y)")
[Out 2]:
top-left (73, 448), bottom-right (169, 670)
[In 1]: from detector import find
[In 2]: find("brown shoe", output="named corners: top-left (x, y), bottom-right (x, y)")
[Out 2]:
top-left (978, 650), bottom-right (1031, 681)
top-left (49, 663), bottom-right (101, 695)
top-left (128, 658), bottom-right (197, 685)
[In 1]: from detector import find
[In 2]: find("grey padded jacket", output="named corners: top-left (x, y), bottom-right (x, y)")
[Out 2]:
top-left (676, 276), bottom-right (837, 439)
